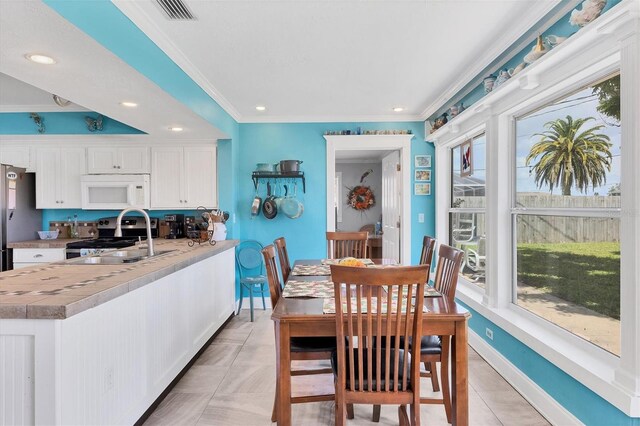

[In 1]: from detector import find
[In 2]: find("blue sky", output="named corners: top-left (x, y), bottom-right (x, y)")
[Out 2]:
top-left (515, 81), bottom-right (621, 197)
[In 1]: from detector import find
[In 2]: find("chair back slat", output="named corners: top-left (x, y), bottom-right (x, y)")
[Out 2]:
top-left (419, 236), bottom-right (436, 267)
top-left (434, 244), bottom-right (465, 299)
top-left (273, 237), bottom-right (292, 283)
top-left (326, 231), bottom-right (368, 259)
top-left (261, 245), bottom-right (282, 308)
top-left (331, 265), bottom-right (428, 395)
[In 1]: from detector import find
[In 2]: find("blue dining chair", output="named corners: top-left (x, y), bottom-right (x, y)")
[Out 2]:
top-left (236, 240), bottom-right (269, 322)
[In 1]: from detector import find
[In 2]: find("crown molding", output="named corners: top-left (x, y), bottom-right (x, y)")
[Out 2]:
top-left (240, 114), bottom-right (423, 124)
top-left (112, 0), bottom-right (242, 122)
top-left (0, 105), bottom-right (88, 113)
top-left (0, 134), bottom-right (219, 143)
top-left (419, 0), bottom-right (577, 121)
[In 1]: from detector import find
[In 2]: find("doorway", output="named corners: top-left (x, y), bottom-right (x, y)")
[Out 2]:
top-left (325, 135), bottom-right (412, 264)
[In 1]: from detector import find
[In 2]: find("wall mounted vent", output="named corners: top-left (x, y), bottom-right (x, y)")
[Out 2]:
top-left (155, 0), bottom-right (195, 20)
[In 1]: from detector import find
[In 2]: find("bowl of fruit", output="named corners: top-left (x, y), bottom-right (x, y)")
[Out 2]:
top-left (338, 257), bottom-right (366, 268)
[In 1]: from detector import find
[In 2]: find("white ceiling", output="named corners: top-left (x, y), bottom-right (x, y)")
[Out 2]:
top-left (0, 0), bottom-right (562, 134)
top-left (0, 73), bottom-right (87, 112)
top-left (115, 0), bottom-right (560, 123)
top-left (0, 1), bottom-right (227, 140)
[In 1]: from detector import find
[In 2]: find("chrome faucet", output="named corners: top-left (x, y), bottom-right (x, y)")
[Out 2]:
top-left (114, 208), bottom-right (155, 257)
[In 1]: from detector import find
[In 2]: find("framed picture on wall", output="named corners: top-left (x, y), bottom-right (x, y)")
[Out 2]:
top-left (460, 139), bottom-right (473, 177)
top-left (415, 170), bottom-right (431, 182)
top-left (414, 155), bottom-right (431, 168)
top-left (414, 183), bottom-right (431, 196)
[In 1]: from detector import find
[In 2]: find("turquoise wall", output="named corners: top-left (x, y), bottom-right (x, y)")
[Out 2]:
top-left (459, 301), bottom-right (640, 425)
top-left (0, 112), bottom-right (143, 134)
top-left (238, 122), bottom-right (434, 264)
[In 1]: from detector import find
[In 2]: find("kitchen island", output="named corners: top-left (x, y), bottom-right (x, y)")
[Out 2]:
top-left (0, 239), bottom-right (238, 425)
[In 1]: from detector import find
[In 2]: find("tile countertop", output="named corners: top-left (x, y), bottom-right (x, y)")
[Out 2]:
top-left (0, 239), bottom-right (238, 320)
top-left (7, 239), bottom-right (87, 249)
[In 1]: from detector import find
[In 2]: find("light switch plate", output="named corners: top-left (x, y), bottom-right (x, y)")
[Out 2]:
top-left (418, 213), bottom-right (425, 223)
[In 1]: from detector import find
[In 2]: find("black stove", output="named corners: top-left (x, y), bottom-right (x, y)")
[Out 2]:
top-left (65, 216), bottom-right (159, 259)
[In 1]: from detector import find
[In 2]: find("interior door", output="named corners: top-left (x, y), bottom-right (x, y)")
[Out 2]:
top-left (381, 151), bottom-right (401, 263)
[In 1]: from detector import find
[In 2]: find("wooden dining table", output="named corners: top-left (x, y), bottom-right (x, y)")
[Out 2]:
top-left (271, 259), bottom-right (471, 425)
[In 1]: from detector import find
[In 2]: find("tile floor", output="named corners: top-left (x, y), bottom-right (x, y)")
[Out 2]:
top-left (143, 310), bottom-right (550, 426)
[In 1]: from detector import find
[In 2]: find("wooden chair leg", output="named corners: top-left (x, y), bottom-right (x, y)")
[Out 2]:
top-left (260, 283), bottom-right (267, 310)
top-left (347, 403), bottom-right (354, 419)
top-left (372, 404), bottom-right (381, 422)
top-left (335, 400), bottom-right (346, 426)
top-left (398, 405), bottom-right (409, 426)
top-left (410, 402), bottom-right (420, 426)
top-left (236, 285), bottom-right (244, 315)
top-left (429, 361), bottom-right (440, 392)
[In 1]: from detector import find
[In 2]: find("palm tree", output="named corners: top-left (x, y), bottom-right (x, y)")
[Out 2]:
top-left (526, 116), bottom-right (612, 196)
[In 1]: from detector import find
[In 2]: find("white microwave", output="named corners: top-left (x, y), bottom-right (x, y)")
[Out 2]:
top-left (80, 174), bottom-right (150, 210)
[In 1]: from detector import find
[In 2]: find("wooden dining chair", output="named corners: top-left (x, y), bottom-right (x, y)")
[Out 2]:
top-left (326, 231), bottom-right (368, 259)
top-left (418, 244), bottom-right (464, 423)
top-left (273, 237), bottom-right (291, 284)
top-left (262, 245), bottom-right (336, 423)
top-left (419, 236), bottom-right (436, 267)
top-left (330, 264), bottom-right (430, 426)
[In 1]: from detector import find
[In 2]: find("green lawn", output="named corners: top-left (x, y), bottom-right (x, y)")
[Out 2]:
top-left (517, 241), bottom-right (620, 319)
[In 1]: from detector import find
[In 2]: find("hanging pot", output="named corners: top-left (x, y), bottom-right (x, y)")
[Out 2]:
top-left (281, 183), bottom-right (304, 219)
top-left (250, 182), bottom-right (262, 218)
top-left (262, 182), bottom-right (278, 219)
top-left (280, 160), bottom-right (303, 173)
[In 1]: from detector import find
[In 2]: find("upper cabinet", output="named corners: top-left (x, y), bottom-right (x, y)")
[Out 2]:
top-left (0, 144), bottom-right (35, 171)
top-left (151, 146), bottom-right (217, 209)
top-left (86, 146), bottom-right (149, 174)
top-left (36, 147), bottom-right (86, 209)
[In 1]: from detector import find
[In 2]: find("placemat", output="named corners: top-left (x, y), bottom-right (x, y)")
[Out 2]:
top-left (282, 280), bottom-right (334, 298)
top-left (291, 264), bottom-right (331, 276)
top-left (321, 258), bottom-right (375, 266)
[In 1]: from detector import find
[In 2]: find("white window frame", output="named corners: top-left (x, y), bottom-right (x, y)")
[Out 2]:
top-left (430, 1), bottom-right (640, 417)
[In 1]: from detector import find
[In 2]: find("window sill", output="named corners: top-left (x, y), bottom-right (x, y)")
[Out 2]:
top-left (457, 281), bottom-right (640, 417)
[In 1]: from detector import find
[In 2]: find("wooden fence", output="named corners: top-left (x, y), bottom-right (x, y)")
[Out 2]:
top-left (453, 194), bottom-right (620, 244)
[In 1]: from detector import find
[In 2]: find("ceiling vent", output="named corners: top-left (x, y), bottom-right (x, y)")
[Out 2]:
top-left (155, 0), bottom-right (195, 20)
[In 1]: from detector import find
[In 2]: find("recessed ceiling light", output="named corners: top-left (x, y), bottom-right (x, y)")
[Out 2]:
top-left (255, 105), bottom-right (267, 111)
top-left (169, 127), bottom-right (183, 132)
top-left (120, 101), bottom-right (138, 108)
top-left (25, 54), bottom-right (56, 65)
top-left (392, 107), bottom-right (404, 112)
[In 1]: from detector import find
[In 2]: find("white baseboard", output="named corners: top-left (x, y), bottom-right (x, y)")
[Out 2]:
top-left (236, 296), bottom-right (272, 311)
top-left (469, 331), bottom-right (582, 426)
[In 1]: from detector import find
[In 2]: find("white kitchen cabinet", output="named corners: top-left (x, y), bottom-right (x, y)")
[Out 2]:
top-left (151, 146), bottom-right (217, 209)
top-left (0, 144), bottom-right (32, 170)
top-left (36, 147), bottom-right (86, 208)
top-left (13, 248), bottom-right (66, 269)
top-left (86, 146), bottom-right (149, 174)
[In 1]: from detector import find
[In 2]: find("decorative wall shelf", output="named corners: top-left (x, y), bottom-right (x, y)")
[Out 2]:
top-left (251, 171), bottom-right (306, 193)
top-left (425, 0), bottom-right (632, 144)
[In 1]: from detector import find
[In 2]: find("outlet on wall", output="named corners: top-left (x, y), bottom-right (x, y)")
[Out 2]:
top-left (485, 327), bottom-right (494, 340)
top-left (418, 213), bottom-right (424, 223)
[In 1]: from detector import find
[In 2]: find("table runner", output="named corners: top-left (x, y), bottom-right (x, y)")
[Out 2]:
top-left (291, 264), bottom-right (331, 276)
top-left (282, 280), bottom-right (334, 298)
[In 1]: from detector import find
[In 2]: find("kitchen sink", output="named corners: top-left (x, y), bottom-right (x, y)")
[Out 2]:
top-left (65, 250), bottom-right (175, 265)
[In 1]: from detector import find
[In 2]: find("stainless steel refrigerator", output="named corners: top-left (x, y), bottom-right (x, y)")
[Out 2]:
top-left (0, 164), bottom-right (42, 271)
